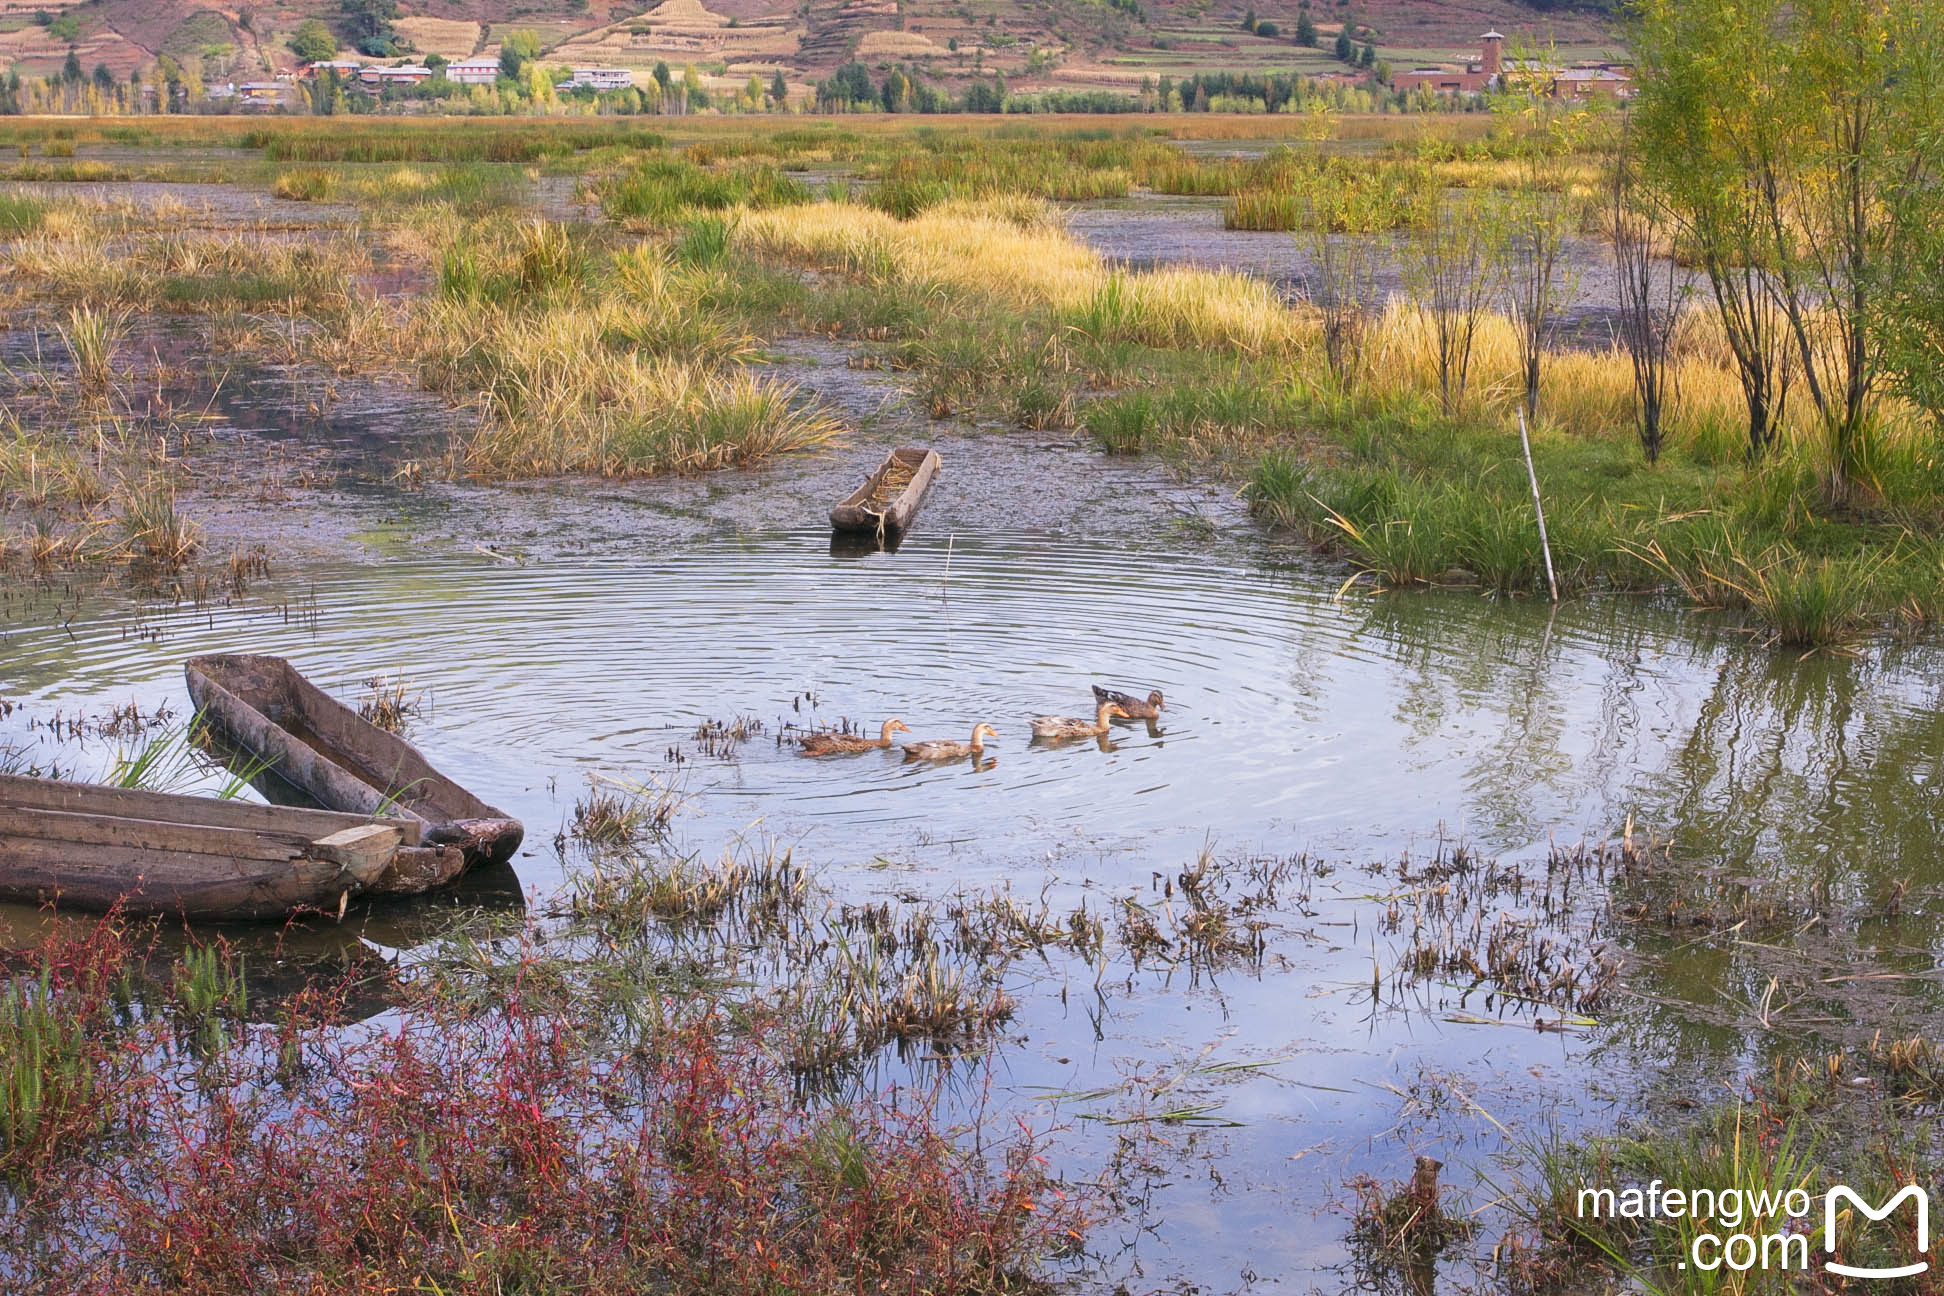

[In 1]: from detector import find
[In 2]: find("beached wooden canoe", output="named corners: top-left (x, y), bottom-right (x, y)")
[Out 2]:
top-left (0, 773), bottom-right (406, 920)
top-left (830, 447), bottom-right (942, 536)
top-left (186, 653), bottom-right (524, 879)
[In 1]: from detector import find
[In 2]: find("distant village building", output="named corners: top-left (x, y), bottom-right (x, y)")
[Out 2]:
top-left (568, 67), bottom-right (634, 90)
top-left (300, 60), bottom-right (364, 80)
top-left (359, 64), bottom-right (433, 88)
top-left (1391, 30), bottom-right (1503, 96)
top-left (238, 82), bottom-right (287, 110)
top-left (1550, 65), bottom-right (1634, 99)
top-left (1388, 32), bottom-right (1634, 101)
top-left (447, 57), bottom-right (501, 84)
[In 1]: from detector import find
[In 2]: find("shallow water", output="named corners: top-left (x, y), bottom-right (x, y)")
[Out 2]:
top-left (8, 530), bottom-right (1894, 882)
top-left (2, 149), bottom-right (1936, 1289)
top-left (7, 522), bottom-right (1944, 1290)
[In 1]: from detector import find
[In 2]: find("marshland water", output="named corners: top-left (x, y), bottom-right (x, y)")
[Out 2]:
top-left (9, 460), bottom-right (1944, 1288)
top-left (5, 148), bottom-right (1943, 1294)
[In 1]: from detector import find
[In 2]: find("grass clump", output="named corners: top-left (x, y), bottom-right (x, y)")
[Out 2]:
top-left (355, 674), bottom-right (421, 734)
top-left (270, 167), bottom-right (335, 201)
top-left (1497, 1098), bottom-right (1937, 1296)
top-left (571, 773), bottom-right (682, 847)
top-left (437, 220), bottom-right (592, 305)
top-left (599, 156), bottom-right (809, 225)
top-left (0, 967), bottom-right (105, 1178)
top-left (409, 219), bottom-right (837, 480)
top-left (1083, 376), bottom-right (1299, 456)
top-left (740, 200), bottom-right (1302, 355)
top-left (423, 300), bottom-right (838, 478)
top-left (0, 921), bottom-right (134, 1182)
top-left (170, 943), bottom-right (247, 1056)
top-left (116, 477), bottom-right (199, 568)
top-left (0, 193), bottom-right (44, 236)
top-left (56, 304), bottom-right (128, 393)
top-left (7, 227), bottom-right (367, 313)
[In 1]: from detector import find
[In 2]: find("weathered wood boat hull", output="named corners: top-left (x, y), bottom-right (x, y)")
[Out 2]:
top-left (192, 727), bottom-right (469, 895)
top-left (0, 774), bottom-right (403, 921)
top-left (831, 447), bottom-right (941, 535)
top-left (185, 653), bottom-right (524, 877)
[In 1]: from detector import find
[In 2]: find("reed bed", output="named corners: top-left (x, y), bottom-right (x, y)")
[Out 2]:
top-left (242, 122), bottom-right (667, 164)
top-left (412, 293), bottom-right (838, 478)
top-left (598, 156), bottom-right (810, 224)
top-left (4, 227), bottom-right (368, 313)
top-left (739, 199), bottom-right (1305, 354)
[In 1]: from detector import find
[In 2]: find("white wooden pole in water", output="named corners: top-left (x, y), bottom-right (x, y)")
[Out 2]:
top-left (1519, 410), bottom-right (1559, 603)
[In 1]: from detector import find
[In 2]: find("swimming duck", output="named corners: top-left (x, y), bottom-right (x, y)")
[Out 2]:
top-left (798, 719), bottom-right (909, 755)
top-left (1031, 701), bottom-right (1128, 741)
top-left (1092, 685), bottom-right (1164, 720)
top-left (903, 723), bottom-right (997, 761)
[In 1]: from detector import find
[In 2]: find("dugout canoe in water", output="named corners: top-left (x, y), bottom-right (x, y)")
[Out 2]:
top-left (830, 447), bottom-right (941, 536)
top-left (0, 773), bottom-right (407, 920)
top-left (185, 653), bottom-right (523, 880)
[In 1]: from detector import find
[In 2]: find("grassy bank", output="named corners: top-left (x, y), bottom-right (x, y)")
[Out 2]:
top-left (7, 113), bottom-right (1942, 646)
top-left (722, 187), bottom-right (1940, 649)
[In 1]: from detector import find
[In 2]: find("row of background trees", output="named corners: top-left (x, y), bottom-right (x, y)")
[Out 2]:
top-left (2, 54), bottom-right (1472, 118)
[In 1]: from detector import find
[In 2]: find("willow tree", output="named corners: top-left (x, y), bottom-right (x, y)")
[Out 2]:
top-left (1498, 97), bottom-right (1587, 426)
top-left (1768, 0), bottom-right (1944, 493)
top-left (1629, 0), bottom-right (1794, 465)
top-left (1632, 0), bottom-right (1944, 493)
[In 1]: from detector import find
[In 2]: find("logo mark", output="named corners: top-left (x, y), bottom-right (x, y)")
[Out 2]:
top-left (1826, 1185), bottom-right (1930, 1279)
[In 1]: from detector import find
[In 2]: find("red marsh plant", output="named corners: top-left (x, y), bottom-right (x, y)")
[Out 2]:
top-left (0, 914), bottom-right (1084, 1295)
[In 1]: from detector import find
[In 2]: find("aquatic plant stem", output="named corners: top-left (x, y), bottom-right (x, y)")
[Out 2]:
top-left (1519, 410), bottom-right (1558, 603)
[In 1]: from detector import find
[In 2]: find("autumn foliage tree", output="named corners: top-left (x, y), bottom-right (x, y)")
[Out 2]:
top-left (1631, 0), bottom-right (1944, 494)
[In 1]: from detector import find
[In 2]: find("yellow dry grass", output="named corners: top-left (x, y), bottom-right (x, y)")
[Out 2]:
top-left (413, 296), bottom-right (839, 477)
top-left (3, 224), bottom-right (369, 312)
top-left (640, 0), bottom-right (731, 28)
top-left (737, 193), bottom-right (1806, 438)
top-left (376, 216), bottom-right (841, 479)
top-left (1357, 301), bottom-right (1810, 442)
top-left (736, 198), bottom-right (1305, 354)
top-left (856, 30), bottom-right (947, 58)
top-left (390, 17), bottom-right (483, 59)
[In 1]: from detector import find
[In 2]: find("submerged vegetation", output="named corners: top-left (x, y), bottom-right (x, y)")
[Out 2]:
top-left (0, 914), bottom-right (1080, 1293)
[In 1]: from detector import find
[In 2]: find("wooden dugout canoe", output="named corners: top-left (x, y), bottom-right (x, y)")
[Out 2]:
top-left (830, 447), bottom-right (942, 536)
top-left (185, 653), bottom-right (523, 884)
top-left (0, 773), bottom-right (406, 920)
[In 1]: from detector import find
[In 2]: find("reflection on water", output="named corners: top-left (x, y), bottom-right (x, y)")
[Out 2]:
top-left (11, 531), bottom-right (1938, 878)
top-left (6, 527), bottom-right (1944, 1289)
top-left (9, 527), bottom-right (1944, 943)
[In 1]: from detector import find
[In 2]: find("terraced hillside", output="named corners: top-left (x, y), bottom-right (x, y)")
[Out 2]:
top-left (0, 0), bottom-right (1619, 97)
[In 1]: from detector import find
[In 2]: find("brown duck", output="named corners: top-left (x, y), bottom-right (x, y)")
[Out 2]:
top-left (904, 723), bottom-right (997, 761)
top-left (1031, 701), bottom-right (1127, 741)
top-left (1092, 685), bottom-right (1164, 720)
top-left (798, 719), bottom-right (909, 755)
